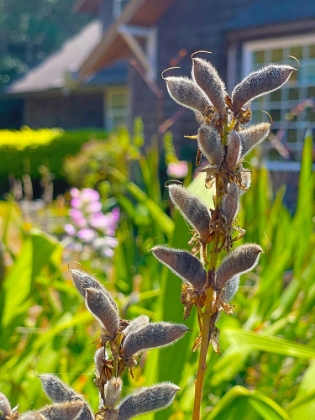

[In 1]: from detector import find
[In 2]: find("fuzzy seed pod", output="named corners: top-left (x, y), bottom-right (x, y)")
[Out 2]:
top-left (0, 392), bottom-right (11, 419)
top-left (239, 122), bottom-right (271, 157)
top-left (94, 346), bottom-right (107, 378)
top-left (215, 244), bottom-right (262, 290)
top-left (152, 246), bottom-right (206, 290)
top-left (192, 57), bottom-right (226, 114)
top-left (122, 322), bottom-right (189, 357)
top-left (38, 401), bottom-right (85, 420)
top-left (117, 382), bottom-right (180, 420)
top-left (122, 315), bottom-right (150, 337)
top-left (71, 269), bottom-right (118, 313)
top-left (232, 64), bottom-right (295, 111)
top-left (104, 377), bottom-right (123, 409)
top-left (226, 130), bottom-right (242, 169)
top-left (222, 183), bottom-right (240, 225)
top-left (197, 124), bottom-right (224, 166)
top-left (222, 275), bottom-right (240, 302)
top-left (39, 374), bottom-right (77, 403)
top-left (168, 184), bottom-right (211, 239)
top-left (85, 287), bottom-right (119, 337)
top-left (165, 76), bottom-right (211, 114)
top-left (19, 413), bottom-right (44, 420)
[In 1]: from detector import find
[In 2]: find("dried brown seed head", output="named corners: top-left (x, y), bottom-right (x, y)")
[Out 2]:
top-left (104, 377), bottom-right (123, 410)
top-left (0, 392), bottom-right (11, 419)
top-left (165, 76), bottom-right (211, 115)
top-left (117, 382), bottom-right (180, 420)
top-left (215, 244), bottom-right (263, 290)
top-left (226, 130), bottom-right (242, 169)
top-left (38, 401), bottom-right (85, 420)
top-left (122, 322), bottom-right (190, 357)
top-left (168, 185), bottom-right (211, 240)
top-left (71, 269), bottom-right (118, 313)
top-left (85, 288), bottom-right (119, 337)
top-left (192, 57), bottom-right (227, 115)
top-left (239, 123), bottom-right (271, 157)
top-left (222, 183), bottom-right (240, 225)
top-left (197, 124), bottom-right (224, 167)
top-left (232, 64), bottom-right (295, 111)
top-left (152, 246), bottom-right (206, 290)
top-left (39, 374), bottom-right (77, 403)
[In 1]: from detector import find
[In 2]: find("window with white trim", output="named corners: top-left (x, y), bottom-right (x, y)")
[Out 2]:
top-left (243, 35), bottom-right (315, 162)
top-left (105, 87), bottom-right (129, 131)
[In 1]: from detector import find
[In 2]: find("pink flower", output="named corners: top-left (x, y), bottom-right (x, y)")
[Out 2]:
top-left (70, 187), bottom-right (80, 198)
top-left (69, 209), bottom-right (87, 227)
top-left (86, 201), bottom-right (102, 213)
top-left (77, 228), bottom-right (97, 243)
top-left (64, 224), bottom-right (76, 236)
top-left (80, 188), bottom-right (100, 202)
top-left (167, 161), bottom-right (188, 178)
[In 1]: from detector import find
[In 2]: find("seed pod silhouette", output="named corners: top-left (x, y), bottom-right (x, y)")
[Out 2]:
top-left (0, 392), bottom-right (11, 419)
top-left (222, 183), bottom-right (240, 225)
top-left (117, 382), bottom-right (180, 420)
top-left (123, 315), bottom-right (150, 336)
top-left (239, 122), bottom-right (271, 157)
top-left (197, 124), bottom-right (224, 166)
top-left (165, 76), bottom-right (211, 115)
top-left (85, 287), bottom-right (119, 337)
top-left (226, 130), bottom-right (242, 169)
top-left (39, 374), bottom-right (77, 403)
top-left (152, 246), bottom-right (206, 290)
top-left (122, 322), bottom-right (190, 357)
top-left (104, 377), bottom-right (123, 409)
top-left (222, 275), bottom-right (240, 302)
top-left (168, 185), bottom-right (211, 240)
top-left (71, 269), bottom-right (118, 313)
top-left (192, 57), bottom-right (226, 115)
top-left (232, 64), bottom-right (295, 111)
top-left (38, 401), bottom-right (85, 420)
top-left (215, 244), bottom-right (262, 290)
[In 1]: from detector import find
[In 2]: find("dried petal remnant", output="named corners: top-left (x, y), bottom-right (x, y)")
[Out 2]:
top-left (239, 122), bottom-right (271, 157)
top-left (168, 184), bottom-right (211, 239)
top-left (165, 76), bottom-right (211, 115)
top-left (85, 287), bottom-right (119, 337)
top-left (197, 124), bottom-right (224, 166)
top-left (215, 244), bottom-right (262, 290)
top-left (192, 57), bottom-right (226, 114)
top-left (152, 246), bottom-right (207, 290)
top-left (122, 322), bottom-right (189, 357)
top-left (232, 64), bottom-right (295, 110)
top-left (117, 383), bottom-right (180, 420)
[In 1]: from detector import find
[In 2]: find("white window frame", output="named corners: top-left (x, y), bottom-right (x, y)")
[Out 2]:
top-left (104, 86), bottom-right (130, 131)
top-left (242, 34), bottom-right (315, 166)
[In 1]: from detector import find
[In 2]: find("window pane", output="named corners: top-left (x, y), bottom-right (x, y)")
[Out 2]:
top-left (287, 129), bottom-right (297, 143)
top-left (270, 90), bottom-right (282, 102)
top-left (253, 51), bottom-right (265, 64)
top-left (309, 45), bottom-right (315, 58)
top-left (269, 109), bottom-right (281, 121)
top-left (288, 88), bottom-right (299, 100)
top-left (307, 86), bottom-right (315, 97)
top-left (289, 46), bottom-right (303, 60)
top-left (111, 94), bottom-right (127, 109)
top-left (271, 48), bottom-right (283, 62)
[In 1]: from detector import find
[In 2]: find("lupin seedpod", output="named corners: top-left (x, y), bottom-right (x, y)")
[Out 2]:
top-left (122, 322), bottom-right (190, 357)
top-left (197, 124), bottom-right (224, 167)
top-left (222, 275), bottom-right (240, 302)
top-left (168, 184), bottom-right (211, 240)
top-left (214, 244), bottom-right (263, 290)
top-left (232, 64), bottom-right (295, 111)
top-left (165, 76), bottom-right (211, 115)
top-left (152, 246), bottom-right (207, 290)
top-left (239, 122), bottom-right (271, 158)
top-left (122, 315), bottom-right (150, 337)
top-left (85, 287), bottom-right (119, 337)
top-left (192, 57), bottom-right (227, 115)
top-left (0, 392), bottom-right (11, 419)
top-left (222, 183), bottom-right (240, 225)
top-left (39, 374), bottom-right (77, 403)
top-left (226, 130), bottom-right (242, 169)
top-left (117, 383), bottom-right (180, 420)
top-left (71, 269), bottom-right (118, 312)
top-left (104, 377), bottom-right (123, 409)
top-left (37, 401), bottom-right (85, 420)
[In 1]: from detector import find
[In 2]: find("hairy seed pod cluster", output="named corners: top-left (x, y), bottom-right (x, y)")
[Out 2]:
top-left (165, 76), bottom-right (211, 115)
top-left (192, 57), bottom-right (226, 115)
top-left (19, 401), bottom-right (84, 420)
top-left (197, 124), bottom-right (224, 166)
top-left (168, 184), bottom-right (211, 240)
top-left (239, 122), bottom-right (271, 158)
top-left (226, 130), bottom-right (242, 169)
top-left (152, 246), bottom-right (206, 290)
top-left (85, 287), bottom-right (119, 337)
top-left (232, 64), bottom-right (295, 111)
top-left (122, 322), bottom-right (189, 357)
top-left (215, 244), bottom-right (263, 290)
top-left (39, 374), bottom-right (77, 403)
top-left (117, 383), bottom-right (180, 420)
top-left (222, 183), bottom-right (240, 225)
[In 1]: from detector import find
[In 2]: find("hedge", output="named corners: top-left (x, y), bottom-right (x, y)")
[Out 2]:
top-left (0, 127), bottom-right (109, 180)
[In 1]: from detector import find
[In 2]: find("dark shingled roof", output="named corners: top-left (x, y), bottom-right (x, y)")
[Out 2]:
top-left (227, 0), bottom-right (315, 30)
top-left (5, 20), bottom-right (127, 95)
